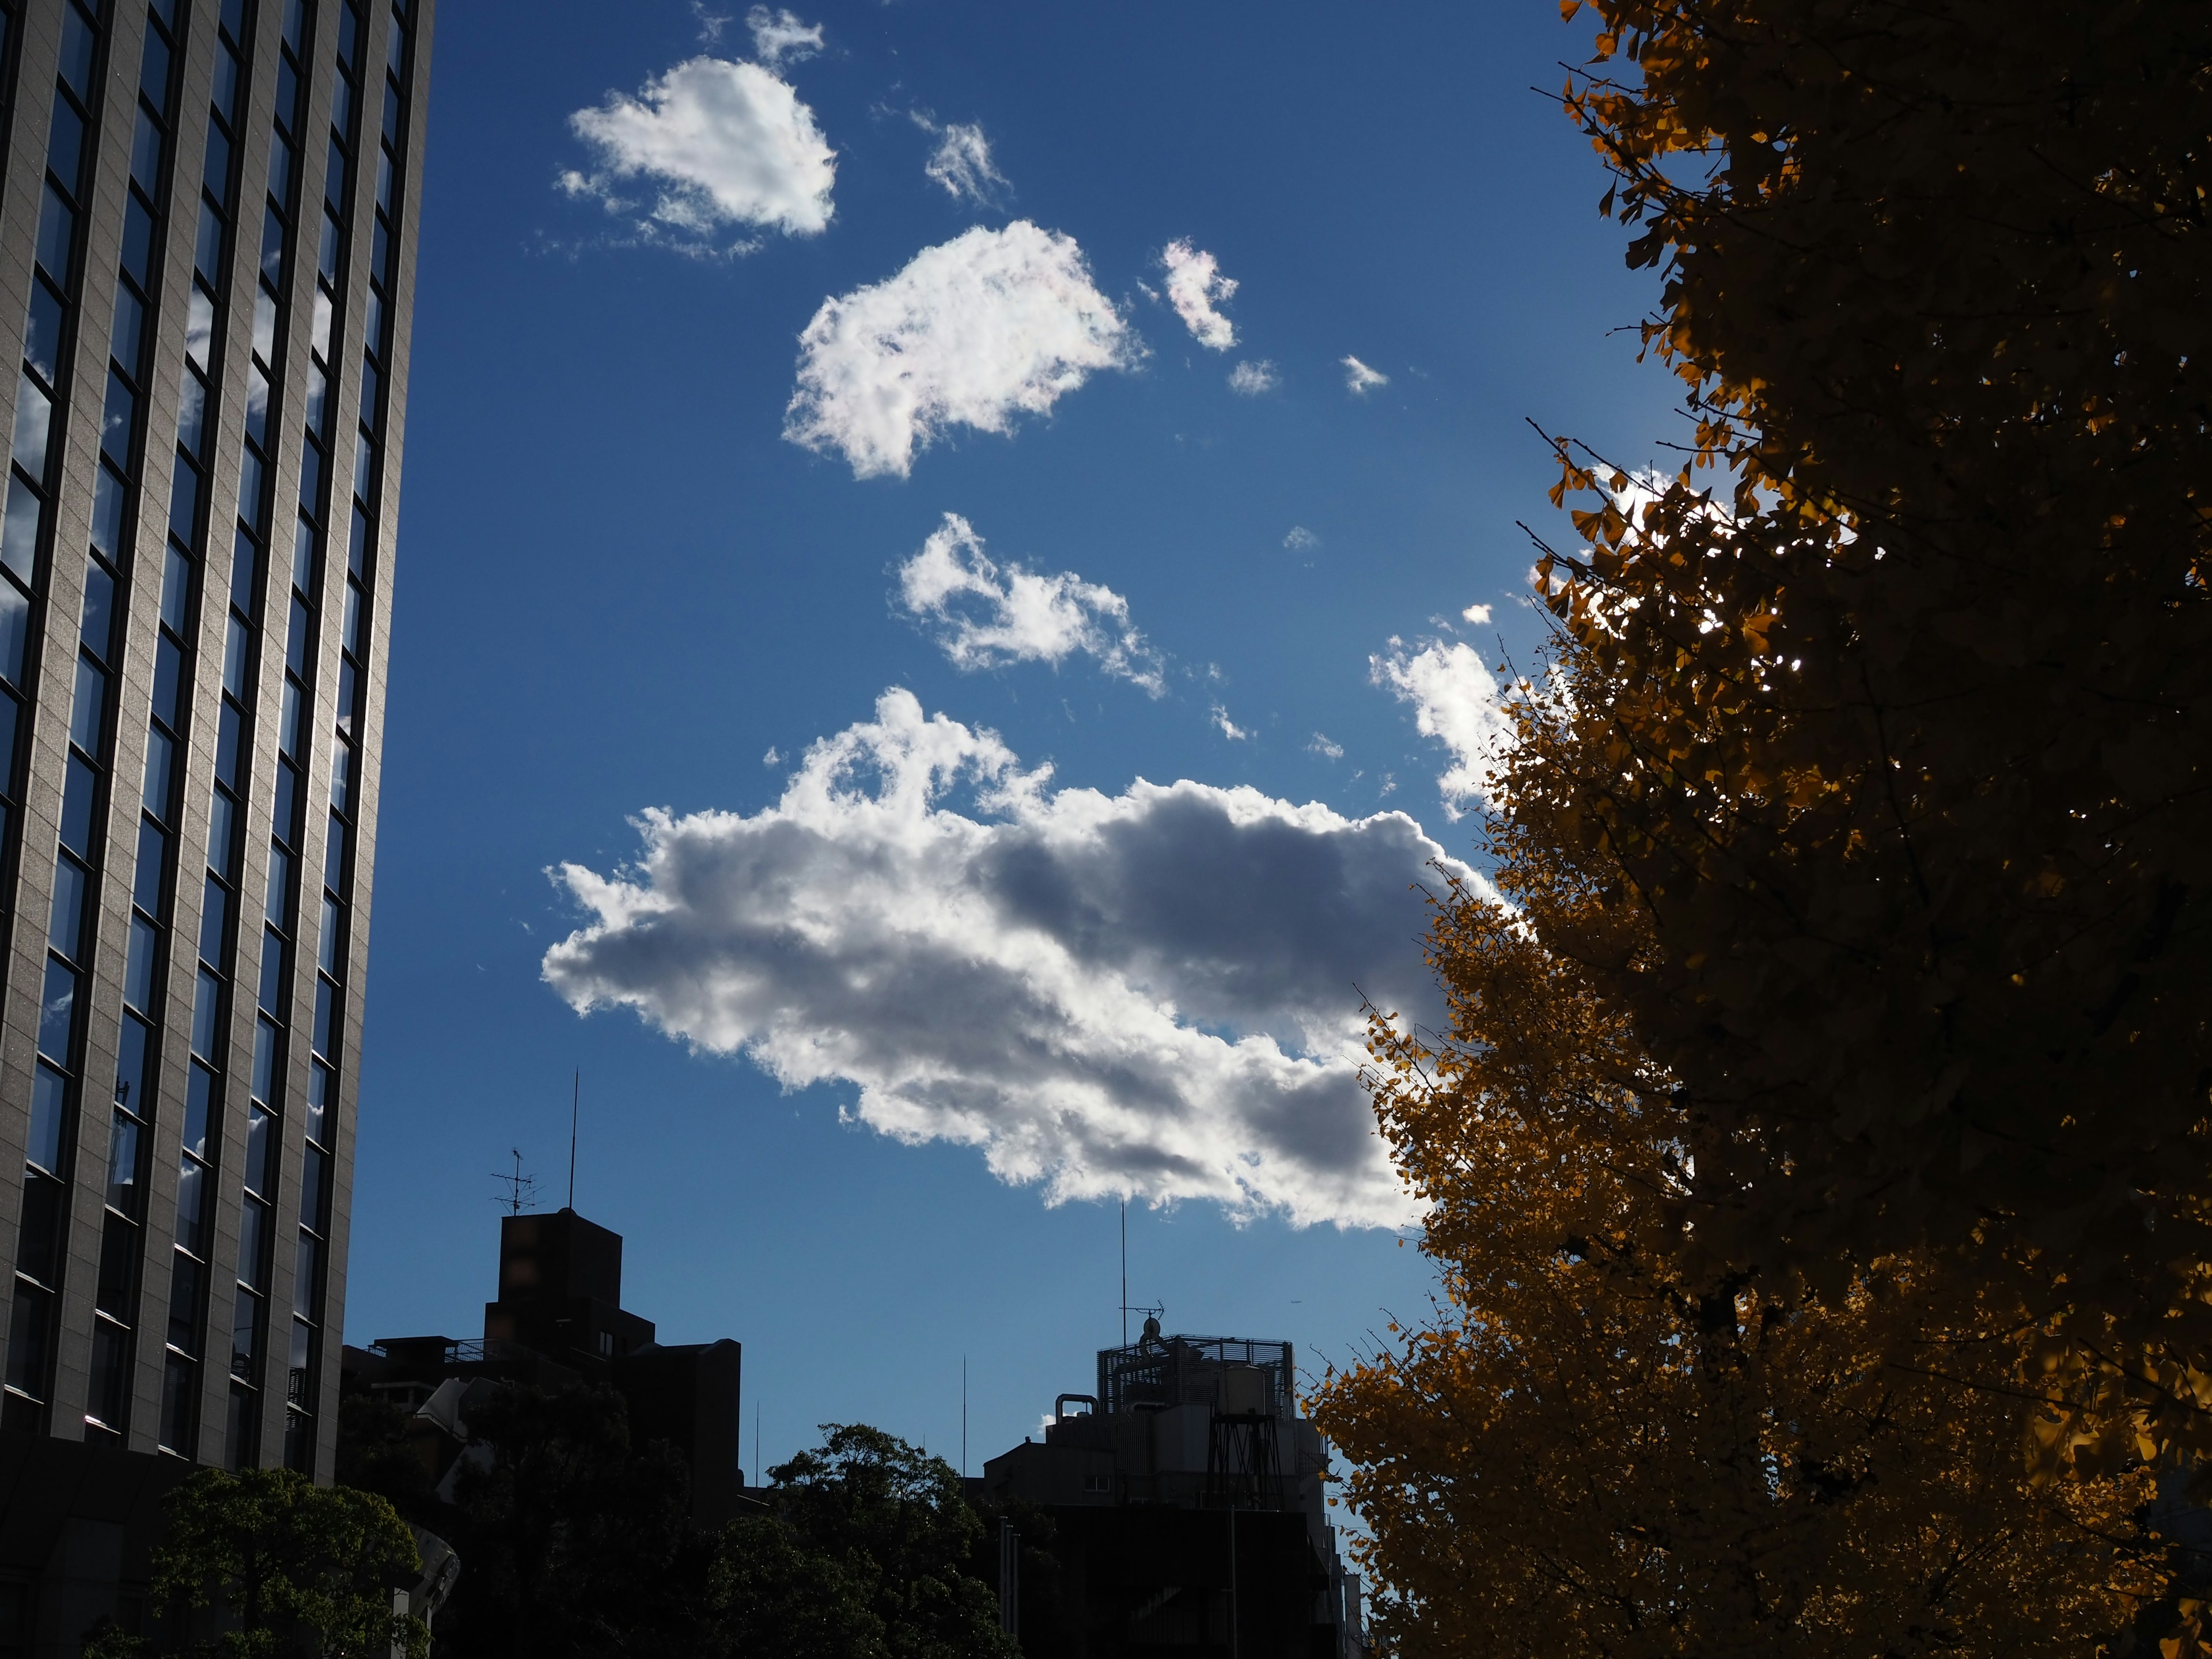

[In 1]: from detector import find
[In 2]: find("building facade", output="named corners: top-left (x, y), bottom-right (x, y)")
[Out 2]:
top-left (0, 0), bottom-right (428, 1482)
top-left (983, 1323), bottom-right (1368, 1658)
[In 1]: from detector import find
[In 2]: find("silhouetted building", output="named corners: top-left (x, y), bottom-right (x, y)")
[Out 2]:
top-left (344, 1208), bottom-right (748, 1527)
top-left (983, 1319), bottom-right (1367, 1658)
top-left (0, 0), bottom-right (431, 1646)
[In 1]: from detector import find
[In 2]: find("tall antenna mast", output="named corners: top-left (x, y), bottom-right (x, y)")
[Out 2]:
top-left (962, 1355), bottom-right (968, 1479)
top-left (1120, 1200), bottom-right (1127, 1348)
top-left (568, 1068), bottom-right (579, 1211)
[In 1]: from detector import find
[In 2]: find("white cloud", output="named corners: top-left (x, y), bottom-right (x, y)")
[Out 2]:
top-left (1370, 638), bottom-right (1513, 819)
top-left (1461, 603), bottom-right (1492, 625)
top-left (747, 5), bottom-right (822, 66)
top-left (543, 691), bottom-right (1455, 1227)
top-left (1228, 360), bottom-right (1277, 395)
top-left (1282, 526), bottom-right (1318, 552)
top-left (564, 57), bottom-right (836, 247)
top-left (921, 122), bottom-right (1009, 204)
top-left (1160, 240), bottom-right (1237, 351)
top-left (785, 222), bottom-right (1137, 479)
top-left (1211, 704), bottom-right (1252, 742)
top-left (762, 746), bottom-right (782, 766)
top-left (1309, 733), bottom-right (1344, 760)
top-left (897, 513), bottom-right (1164, 694)
top-left (1341, 355), bottom-right (1389, 395)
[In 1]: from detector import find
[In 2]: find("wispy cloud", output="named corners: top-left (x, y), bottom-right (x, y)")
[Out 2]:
top-left (747, 5), bottom-right (823, 66)
top-left (1283, 527), bottom-right (1318, 553)
top-left (914, 116), bottom-right (1009, 204)
top-left (897, 513), bottom-right (1164, 694)
top-left (1461, 603), bottom-right (1492, 625)
top-left (1160, 240), bottom-right (1238, 351)
top-left (1342, 355), bottom-right (1389, 395)
top-left (1228, 359), bottom-right (1277, 395)
top-left (1370, 637), bottom-right (1512, 818)
top-left (562, 57), bottom-right (836, 250)
top-left (785, 221), bottom-right (1138, 479)
top-left (544, 691), bottom-right (1454, 1226)
top-left (1308, 733), bottom-right (1344, 760)
top-left (1211, 704), bottom-right (1252, 741)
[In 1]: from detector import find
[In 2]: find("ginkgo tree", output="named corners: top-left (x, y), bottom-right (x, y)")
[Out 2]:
top-left (1525, 0), bottom-right (2206, 1472)
top-left (1316, 0), bottom-right (2209, 1647)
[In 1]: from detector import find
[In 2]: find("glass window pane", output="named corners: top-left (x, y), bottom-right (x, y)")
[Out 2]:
top-left (132, 106), bottom-right (164, 196)
top-left (161, 1354), bottom-right (198, 1449)
top-left (47, 92), bottom-right (86, 201)
top-left (217, 700), bottom-right (243, 790)
top-left (135, 820), bottom-right (168, 917)
top-left (298, 440), bottom-right (323, 520)
top-left (287, 594), bottom-right (311, 678)
top-left (176, 1156), bottom-right (207, 1252)
top-left (100, 371), bottom-right (135, 470)
top-left (230, 1285), bottom-right (260, 1376)
top-left (0, 686), bottom-right (17, 794)
top-left (317, 894), bottom-right (339, 975)
top-left (274, 760), bottom-right (301, 847)
top-left (81, 562), bottom-right (116, 661)
top-left (144, 725), bottom-right (177, 820)
top-left (212, 44), bottom-right (240, 124)
top-left (24, 279), bottom-right (65, 387)
top-left (184, 1064), bottom-right (215, 1159)
top-left (60, 754), bottom-right (98, 857)
top-left (245, 1107), bottom-right (274, 1199)
top-left (70, 654), bottom-right (105, 755)
top-left (280, 677), bottom-right (302, 757)
top-left (29, 1062), bottom-right (67, 1171)
top-left (265, 846), bottom-right (291, 925)
top-left (37, 184), bottom-right (77, 287)
top-left (168, 1261), bottom-right (204, 1361)
top-left (247, 365), bottom-right (271, 452)
top-left (306, 1060), bottom-right (332, 1146)
top-left (301, 1143), bottom-right (327, 1232)
top-left (192, 967), bottom-right (223, 1060)
top-left (312, 976), bottom-right (338, 1059)
top-left (49, 853), bottom-right (88, 961)
top-left (91, 463), bottom-right (126, 560)
top-left (163, 543), bottom-right (195, 634)
top-left (233, 524), bottom-right (260, 615)
top-left (293, 1230), bottom-right (321, 1316)
top-left (6, 1284), bottom-right (52, 1398)
top-left (328, 744), bottom-right (351, 816)
top-left (200, 876), bottom-right (229, 968)
top-left (205, 118), bottom-right (234, 206)
top-left (323, 815), bottom-right (345, 892)
top-left (196, 203), bottom-right (226, 287)
top-left (150, 629), bottom-right (180, 726)
top-left (126, 916), bottom-right (160, 1012)
top-left (317, 212), bottom-right (340, 284)
top-left (325, 133), bottom-right (347, 209)
top-left (1, 477), bottom-right (43, 588)
top-left (169, 456), bottom-right (202, 550)
top-left (11, 373), bottom-right (52, 479)
top-left (122, 192), bottom-right (156, 289)
top-left (39, 958), bottom-right (78, 1064)
top-left (113, 287), bottom-right (149, 382)
top-left (257, 928), bottom-right (286, 1014)
top-left (224, 614), bottom-right (249, 699)
top-left (210, 788), bottom-right (238, 876)
top-left (141, 26), bottom-right (173, 113)
top-left (117, 1012), bottom-right (153, 1113)
top-left (276, 54), bottom-right (301, 134)
top-left (58, 2), bottom-right (96, 98)
top-left (240, 1199), bottom-right (268, 1288)
top-left (253, 1014), bottom-right (279, 1101)
top-left (107, 1111), bottom-right (143, 1216)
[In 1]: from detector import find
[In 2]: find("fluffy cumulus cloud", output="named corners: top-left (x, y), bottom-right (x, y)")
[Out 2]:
top-left (1370, 638), bottom-right (1513, 817)
top-left (1160, 240), bottom-right (1238, 351)
top-left (897, 513), bottom-right (1164, 694)
top-left (543, 692), bottom-right (1459, 1227)
top-left (1228, 359), bottom-right (1277, 395)
top-left (919, 120), bottom-right (1009, 204)
top-left (785, 222), bottom-right (1137, 479)
top-left (562, 57), bottom-right (836, 247)
top-left (1342, 355), bottom-right (1389, 395)
top-left (747, 5), bottom-right (822, 65)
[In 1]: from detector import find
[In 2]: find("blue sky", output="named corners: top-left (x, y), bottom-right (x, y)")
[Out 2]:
top-left (350, 0), bottom-right (1675, 1477)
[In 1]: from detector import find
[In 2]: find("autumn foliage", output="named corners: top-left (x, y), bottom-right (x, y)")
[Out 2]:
top-left (1314, 0), bottom-right (2211, 1649)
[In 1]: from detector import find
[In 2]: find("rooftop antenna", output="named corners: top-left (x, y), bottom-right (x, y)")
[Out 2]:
top-left (1120, 1201), bottom-right (1127, 1348)
top-left (567, 1068), bottom-right (579, 1211)
top-left (493, 1150), bottom-right (538, 1216)
top-left (962, 1355), bottom-right (968, 1479)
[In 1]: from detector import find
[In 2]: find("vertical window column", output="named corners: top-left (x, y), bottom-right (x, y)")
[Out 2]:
top-left (3, 0), bottom-right (107, 1439)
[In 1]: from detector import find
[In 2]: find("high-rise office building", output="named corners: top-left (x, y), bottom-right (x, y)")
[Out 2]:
top-left (0, 0), bottom-right (427, 1506)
